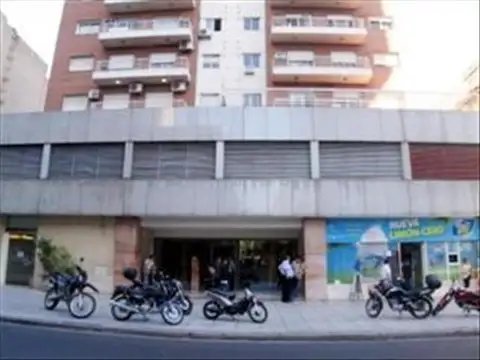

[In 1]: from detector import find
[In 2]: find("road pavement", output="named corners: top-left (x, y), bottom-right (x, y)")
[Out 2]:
top-left (1, 322), bottom-right (479, 360)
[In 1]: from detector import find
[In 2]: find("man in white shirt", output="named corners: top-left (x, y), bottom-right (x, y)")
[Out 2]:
top-left (278, 255), bottom-right (295, 302)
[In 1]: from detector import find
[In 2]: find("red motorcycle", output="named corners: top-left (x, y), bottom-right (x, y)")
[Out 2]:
top-left (432, 281), bottom-right (480, 316)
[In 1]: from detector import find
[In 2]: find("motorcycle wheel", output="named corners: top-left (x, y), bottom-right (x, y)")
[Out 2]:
top-left (179, 295), bottom-right (193, 316)
top-left (110, 294), bottom-right (134, 321)
top-left (44, 288), bottom-right (60, 311)
top-left (160, 302), bottom-right (184, 326)
top-left (67, 292), bottom-right (97, 319)
top-left (365, 296), bottom-right (383, 318)
top-left (247, 300), bottom-right (268, 324)
top-left (432, 294), bottom-right (451, 316)
top-left (203, 300), bottom-right (221, 320)
top-left (408, 297), bottom-right (432, 319)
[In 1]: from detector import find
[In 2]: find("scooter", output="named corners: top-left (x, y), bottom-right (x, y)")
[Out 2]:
top-left (202, 281), bottom-right (268, 324)
top-left (432, 280), bottom-right (480, 316)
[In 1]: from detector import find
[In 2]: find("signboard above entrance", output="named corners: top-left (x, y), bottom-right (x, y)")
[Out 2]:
top-left (327, 218), bottom-right (479, 244)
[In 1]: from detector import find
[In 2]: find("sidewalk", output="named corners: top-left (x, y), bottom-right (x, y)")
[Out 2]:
top-left (0, 286), bottom-right (478, 341)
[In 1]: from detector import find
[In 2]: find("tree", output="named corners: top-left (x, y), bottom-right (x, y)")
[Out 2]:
top-left (36, 238), bottom-right (76, 277)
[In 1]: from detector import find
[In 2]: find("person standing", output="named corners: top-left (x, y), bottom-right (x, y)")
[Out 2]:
top-left (460, 258), bottom-right (472, 288)
top-left (143, 254), bottom-right (156, 285)
top-left (278, 255), bottom-right (295, 303)
top-left (291, 256), bottom-right (304, 299)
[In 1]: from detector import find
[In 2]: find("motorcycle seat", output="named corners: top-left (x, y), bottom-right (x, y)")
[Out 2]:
top-left (210, 288), bottom-right (236, 300)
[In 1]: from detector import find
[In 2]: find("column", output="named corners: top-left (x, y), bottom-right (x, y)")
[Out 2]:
top-left (113, 217), bottom-right (142, 285)
top-left (310, 141), bottom-right (320, 179)
top-left (0, 232), bottom-right (9, 286)
top-left (123, 141), bottom-right (134, 179)
top-left (39, 144), bottom-right (51, 179)
top-left (401, 142), bottom-right (412, 180)
top-left (302, 218), bottom-right (328, 301)
top-left (215, 141), bottom-right (225, 179)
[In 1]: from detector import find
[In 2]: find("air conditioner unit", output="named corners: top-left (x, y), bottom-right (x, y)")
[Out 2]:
top-left (171, 81), bottom-right (187, 93)
top-left (88, 89), bottom-right (101, 101)
top-left (178, 40), bottom-right (194, 52)
top-left (198, 28), bottom-right (211, 40)
top-left (128, 83), bottom-right (144, 95)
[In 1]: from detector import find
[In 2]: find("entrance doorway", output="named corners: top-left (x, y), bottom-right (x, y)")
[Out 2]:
top-left (6, 236), bottom-right (36, 286)
top-left (400, 243), bottom-right (424, 289)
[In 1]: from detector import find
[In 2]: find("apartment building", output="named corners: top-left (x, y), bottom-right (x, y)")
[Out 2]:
top-left (1, 0), bottom-right (478, 298)
top-left (0, 11), bottom-right (48, 114)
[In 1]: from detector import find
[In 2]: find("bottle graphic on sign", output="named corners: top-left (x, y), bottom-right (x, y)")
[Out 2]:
top-left (356, 225), bottom-right (389, 280)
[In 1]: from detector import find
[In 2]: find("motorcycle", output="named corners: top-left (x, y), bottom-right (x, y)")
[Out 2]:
top-left (109, 267), bottom-right (184, 326)
top-left (432, 280), bottom-right (480, 316)
top-left (365, 274), bottom-right (440, 319)
top-left (202, 282), bottom-right (268, 323)
top-left (44, 257), bottom-right (99, 319)
top-left (153, 272), bottom-right (193, 315)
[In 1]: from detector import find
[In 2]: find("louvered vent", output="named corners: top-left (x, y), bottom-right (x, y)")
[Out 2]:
top-left (49, 144), bottom-right (124, 179)
top-left (132, 142), bottom-right (216, 179)
top-left (224, 141), bottom-right (311, 179)
top-left (319, 142), bottom-right (403, 178)
top-left (0, 145), bottom-right (43, 180)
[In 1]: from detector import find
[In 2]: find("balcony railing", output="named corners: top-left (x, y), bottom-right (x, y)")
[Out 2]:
top-left (272, 16), bottom-right (364, 29)
top-left (89, 99), bottom-right (187, 110)
top-left (99, 18), bottom-right (191, 33)
top-left (273, 55), bottom-right (371, 69)
top-left (95, 57), bottom-right (189, 72)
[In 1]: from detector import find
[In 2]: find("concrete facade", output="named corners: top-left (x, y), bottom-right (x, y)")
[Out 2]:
top-left (1, 107), bottom-right (478, 299)
top-left (0, 11), bottom-right (48, 114)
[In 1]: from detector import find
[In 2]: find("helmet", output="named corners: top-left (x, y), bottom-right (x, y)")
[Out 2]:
top-left (122, 267), bottom-right (137, 281)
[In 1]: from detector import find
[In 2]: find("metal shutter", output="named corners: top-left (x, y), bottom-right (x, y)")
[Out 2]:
top-left (49, 144), bottom-right (124, 179)
top-left (224, 142), bottom-right (311, 179)
top-left (132, 142), bottom-right (215, 179)
top-left (319, 142), bottom-right (402, 178)
top-left (0, 145), bottom-right (42, 180)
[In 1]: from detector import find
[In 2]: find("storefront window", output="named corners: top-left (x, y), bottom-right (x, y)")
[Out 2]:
top-left (460, 241), bottom-right (480, 280)
top-left (426, 242), bottom-right (448, 281)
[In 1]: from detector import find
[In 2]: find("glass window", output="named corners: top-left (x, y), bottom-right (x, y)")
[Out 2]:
top-left (368, 17), bottom-right (394, 30)
top-left (373, 53), bottom-right (400, 67)
top-left (244, 17), bottom-right (260, 30)
top-left (61, 95), bottom-right (88, 111)
top-left (243, 93), bottom-right (262, 107)
top-left (75, 20), bottom-right (101, 35)
top-left (68, 56), bottom-right (94, 72)
top-left (243, 53), bottom-right (260, 69)
top-left (202, 54), bottom-right (220, 69)
top-left (426, 242), bottom-right (448, 281)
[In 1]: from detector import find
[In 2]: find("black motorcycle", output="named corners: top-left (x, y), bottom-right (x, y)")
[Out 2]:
top-left (44, 258), bottom-right (99, 319)
top-left (202, 283), bottom-right (268, 323)
top-left (109, 267), bottom-right (184, 326)
top-left (153, 272), bottom-right (193, 315)
top-left (365, 275), bottom-right (440, 319)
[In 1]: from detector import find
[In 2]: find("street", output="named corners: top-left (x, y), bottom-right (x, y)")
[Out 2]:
top-left (0, 323), bottom-right (478, 360)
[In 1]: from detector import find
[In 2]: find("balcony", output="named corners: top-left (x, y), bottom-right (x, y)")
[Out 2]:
top-left (271, 16), bottom-right (367, 45)
top-left (89, 99), bottom-right (187, 110)
top-left (271, 0), bottom-right (361, 9)
top-left (104, 0), bottom-right (196, 13)
top-left (92, 57), bottom-right (190, 86)
top-left (272, 54), bottom-right (373, 85)
top-left (98, 18), bottom-right (193, 48)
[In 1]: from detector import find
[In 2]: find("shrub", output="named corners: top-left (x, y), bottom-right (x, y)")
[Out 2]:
top-left (36, 238), bottom-right (76, 276)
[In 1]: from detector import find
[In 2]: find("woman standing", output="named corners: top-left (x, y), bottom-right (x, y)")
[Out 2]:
top-left (460, 258), bottom-right (472, 288)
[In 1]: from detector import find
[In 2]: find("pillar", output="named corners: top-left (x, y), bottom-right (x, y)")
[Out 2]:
top-left (113, 217), bottom-right (142, 285)
top-left (0, 230), bottom-right (9, 286)
top-left (302, 218), bottom-right (328, 301)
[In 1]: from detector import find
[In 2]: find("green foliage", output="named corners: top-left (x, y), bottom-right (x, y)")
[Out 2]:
top-left (36, 238), bottom-right (76, 276)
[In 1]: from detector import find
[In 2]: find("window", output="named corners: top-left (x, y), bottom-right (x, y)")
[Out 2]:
top-left (149, 53), bottom-right (176, 67)
top-left (330, 51), bottom-right (358, 66)
top-left (199, 93), bottom-right (223, 107)
top-left (68, 55), bottom-right (94, 72)
top-left (102, 94), bottom-right (130, 110)
top-left (61, 95), bottom-right (88, 111)
top-left (75, 20), bottom-right (101, 35)
top-left (203, 18), bottom-right (222, 32)
top-left (243, 93), bottom-right (262, 107)
top-left (108, 55), bottom-right (135, 70)
top-left (244, 17), bottom-right (260, 30)
top-left (243, 53), bottom-right (261, 69)
top-left (202, 54), bottom-right (220, 69)
top-left (373, 53), bottom-right (400, 67)
top-left (368, 17), bottom-right (393, 30)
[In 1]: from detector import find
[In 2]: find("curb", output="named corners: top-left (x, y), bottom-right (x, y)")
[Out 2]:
top-left (1, 315), bottom-right (479, 341)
